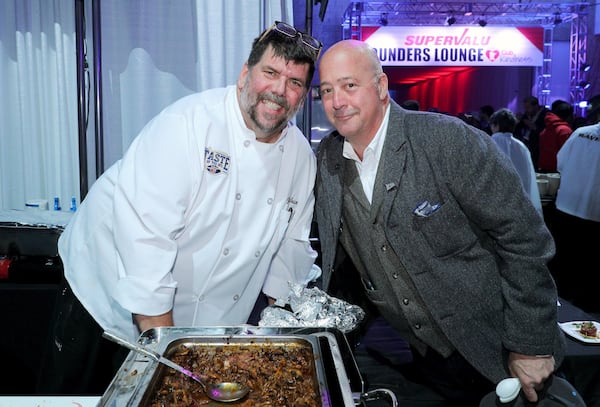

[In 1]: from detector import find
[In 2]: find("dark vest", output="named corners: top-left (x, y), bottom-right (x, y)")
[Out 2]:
top-left (339, 156), bottom-right (453, 357)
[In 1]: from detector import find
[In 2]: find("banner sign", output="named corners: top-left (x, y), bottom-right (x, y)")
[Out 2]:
top-left (361, 26), bottom-right (544, 67)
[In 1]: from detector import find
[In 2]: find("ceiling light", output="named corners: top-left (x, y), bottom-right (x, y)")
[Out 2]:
top-left (378, 12), bottom-right (388, 26)
top-left (581, 63), bottom-right (591, 72)
top-left (553, 12), bottom-right (563, 25)
top-left (578, 81), bottom-right (591, 90)
top-left (464, 4), bottom-right (473, 16)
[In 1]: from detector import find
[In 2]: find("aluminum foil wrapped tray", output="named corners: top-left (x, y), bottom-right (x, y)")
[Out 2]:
top-left (98, 326), bottom-right (364, 407)
top-left (260, 283), bottom-right (366, 333)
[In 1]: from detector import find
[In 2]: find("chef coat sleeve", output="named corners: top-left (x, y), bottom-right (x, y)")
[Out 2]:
top-left (111, 111), bottom-right (198, 317)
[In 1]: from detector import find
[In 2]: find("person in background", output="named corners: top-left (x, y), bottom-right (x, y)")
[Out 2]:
top-left (479, 104), bottom-right (495, 135)
top-left (551, 94), bottom-right (600, 315)
top-left (457, 112), bottom-right (482, 130)
top-left (538, 99), bottom-right (573, 172)
top-left (315, 39), bottom-right (564, 406)
top-left (514, 96), bottom-right (549, 169)
top-left (37, 21), bottom-right (322, 395)
top-left (401, 99), bottom-right (420, 111)
top-left (489, 108), bottom-right (542, 213)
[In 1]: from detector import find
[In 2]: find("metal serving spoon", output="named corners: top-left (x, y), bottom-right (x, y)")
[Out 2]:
top-left (102, 331), bottom-right (250, 402)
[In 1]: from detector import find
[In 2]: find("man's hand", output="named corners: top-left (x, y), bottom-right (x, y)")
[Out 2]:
top-left (508, 352), bottom-right (555, 402)
top-left (134, 311), bottom-right (174, 333)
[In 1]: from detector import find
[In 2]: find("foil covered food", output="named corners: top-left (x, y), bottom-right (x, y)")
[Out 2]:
top-left (259, 283), bottom-right (365, 333)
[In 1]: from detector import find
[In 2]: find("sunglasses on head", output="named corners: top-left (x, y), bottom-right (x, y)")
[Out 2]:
top-left (259, 21), bottom-right (323, 59)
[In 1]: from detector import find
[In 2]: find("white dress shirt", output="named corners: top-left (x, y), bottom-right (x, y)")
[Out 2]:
top-left (342, 105), bottom-right (391, 203)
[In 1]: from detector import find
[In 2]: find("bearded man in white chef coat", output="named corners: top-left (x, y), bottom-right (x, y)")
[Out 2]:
top-left (37, 21), bottom-right (323, 395)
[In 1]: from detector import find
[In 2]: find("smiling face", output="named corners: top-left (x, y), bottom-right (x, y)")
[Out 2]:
top-left (237, 45), bottom-right (310, 143)
top-left (318, 40), bottom-right (389, 150)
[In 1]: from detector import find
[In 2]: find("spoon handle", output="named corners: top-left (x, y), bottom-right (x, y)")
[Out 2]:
top-left (102, 331), bottom-right (161, 362)
top-left (102, 331), bottom-right (206, 388)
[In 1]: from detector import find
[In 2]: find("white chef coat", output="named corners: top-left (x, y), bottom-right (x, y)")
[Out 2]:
top-left (58, 86), bottom-right (320, 340)
top-left (491, 132), bottom-right (542, 213)
top-left (556, 123), bottom-right (600, 221)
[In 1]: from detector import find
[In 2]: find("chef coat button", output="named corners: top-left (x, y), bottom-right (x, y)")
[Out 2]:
top-left (233, 294), bottom-right (239, 301)
top-left (403, 298), bottom-right (409, 305)
top-left (381, 245), bottom-right (387, 252)
top-left (255, 251), bottom-right (261, 257)
top-left (415, 323), bottom-right (421, 329)
top-left (267, 198), bottom-right (273, 205)
top-left (244, 140), bottom-right (251, 147)
top-left (236, 193), bottom-right (241, 200)
top-left (392, 273), bottom-right (399, 279)
top-left (223, 248), bottom-right (230, 255)
top-left (279, 145), bottom-right (284, 152)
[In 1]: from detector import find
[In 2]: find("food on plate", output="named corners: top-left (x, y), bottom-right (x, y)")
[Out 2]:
top-left (578, 321), bottom-right (598, 339)
top-left (143, 341), bottom-right (321, 406)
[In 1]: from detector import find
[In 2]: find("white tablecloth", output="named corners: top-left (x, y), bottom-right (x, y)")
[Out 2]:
top-left (0, 396), bottom-right (100, 407)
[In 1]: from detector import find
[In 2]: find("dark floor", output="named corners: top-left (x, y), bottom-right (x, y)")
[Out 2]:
top-left (353, 317), bottom-right (448, 407)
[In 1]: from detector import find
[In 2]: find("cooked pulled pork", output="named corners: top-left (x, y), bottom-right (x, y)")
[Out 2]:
top-left (144, 341), bottom-right (321, 407)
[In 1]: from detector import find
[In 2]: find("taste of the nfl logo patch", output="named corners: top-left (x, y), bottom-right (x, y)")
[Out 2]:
top-left (204, 147), bottom-right (231, 174)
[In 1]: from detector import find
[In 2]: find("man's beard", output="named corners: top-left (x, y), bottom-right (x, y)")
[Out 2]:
top-left (240, 79), bottom-right (299, 139)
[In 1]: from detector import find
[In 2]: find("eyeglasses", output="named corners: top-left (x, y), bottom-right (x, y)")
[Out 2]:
top-left (259, 21), bottom-right (323, 58)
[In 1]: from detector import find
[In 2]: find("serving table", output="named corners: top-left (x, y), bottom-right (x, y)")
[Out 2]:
top-left (556, 298), bottom-right (600, 407)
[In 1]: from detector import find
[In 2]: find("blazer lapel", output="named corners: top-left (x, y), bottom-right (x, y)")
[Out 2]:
top-left (380, 102), bottom-right (408, 221)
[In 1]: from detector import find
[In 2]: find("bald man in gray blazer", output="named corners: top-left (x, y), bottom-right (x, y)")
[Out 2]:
top-left (315, 40), bottom-right (565, 405)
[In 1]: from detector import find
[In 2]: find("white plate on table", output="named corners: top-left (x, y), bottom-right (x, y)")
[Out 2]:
top-left (559, 321), bottom-right (600, 344)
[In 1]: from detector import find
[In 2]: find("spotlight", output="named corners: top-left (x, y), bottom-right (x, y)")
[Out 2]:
top-left (578, 81), bottom-right (591, 90)
top-left (446, 16), bottom-right (456, 26)
top-left (553, 12), bottom-right (563, 25)
top-left (478, 19), bottom-right (487, 27)
top-left (464, 4), bottom-right (473, 16)
top-left (378, 12), bottom-right (388, 26)
top-left (581, 63), bottom-right (591, 72)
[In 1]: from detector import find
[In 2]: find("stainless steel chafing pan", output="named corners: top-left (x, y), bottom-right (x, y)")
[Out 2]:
top-left (98, 326), bottom-right (362, 407)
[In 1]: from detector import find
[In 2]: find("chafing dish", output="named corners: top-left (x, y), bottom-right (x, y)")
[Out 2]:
top-left (98, 326), bottom-right (365, 406)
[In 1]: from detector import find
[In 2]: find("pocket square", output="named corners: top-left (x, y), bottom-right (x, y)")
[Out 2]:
top-left (413, 200), bottom-right (442, 217)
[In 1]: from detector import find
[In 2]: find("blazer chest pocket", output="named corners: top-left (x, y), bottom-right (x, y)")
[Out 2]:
top-left (411, 198), bottom-right (477, 259)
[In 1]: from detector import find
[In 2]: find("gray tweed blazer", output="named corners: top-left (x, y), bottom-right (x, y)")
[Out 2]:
top-left (314, 100), bottom-right (565, 383)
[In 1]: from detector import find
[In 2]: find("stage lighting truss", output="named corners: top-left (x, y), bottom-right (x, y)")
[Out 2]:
top-left (342, 2), bottom-right (588, 27)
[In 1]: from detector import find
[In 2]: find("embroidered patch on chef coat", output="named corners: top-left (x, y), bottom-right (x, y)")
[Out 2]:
top-left (204, 147), bottom-right (230, 174)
